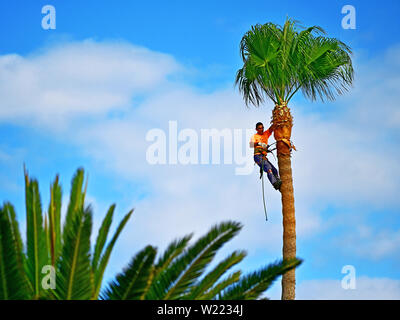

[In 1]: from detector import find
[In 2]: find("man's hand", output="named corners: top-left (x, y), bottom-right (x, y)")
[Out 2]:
top-left (259, 142), bottom-right (268, 149)
top-left (268, 124), bottom-right (276, 132)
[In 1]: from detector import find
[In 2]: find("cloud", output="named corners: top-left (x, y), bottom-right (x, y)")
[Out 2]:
top-left (0, 39), bottom-right (181, 130)
top-left (265, 276), bottom-right (400, 300)
top-left (295, 277), bottom-right (400, 300)
top-left (333, 224), bottom-right (400, 260)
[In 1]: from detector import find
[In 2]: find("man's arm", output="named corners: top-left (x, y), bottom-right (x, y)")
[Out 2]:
top-left (268, 124), bottom-right (276, 133)
top-left (249, 135), bottom-right (258, 148)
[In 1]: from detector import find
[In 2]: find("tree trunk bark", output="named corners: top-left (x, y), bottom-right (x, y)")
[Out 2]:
top-left (271, 102), bottom-right (296, 300)
top-left (278, 153), bottom-right (296, 300)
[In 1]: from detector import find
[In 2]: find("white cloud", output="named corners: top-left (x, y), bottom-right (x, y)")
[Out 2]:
top-left (333, 224), bottom-right (400, 260)
top-left (295, 277), bottom-right (400, 300)
top-left (265, 276), bottom-right (400, 300)
top-left (0, 39), bottom-right (181, 130)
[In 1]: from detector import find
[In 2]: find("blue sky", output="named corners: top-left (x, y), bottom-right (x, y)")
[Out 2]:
top-left (1, 0), bottom-right (400, 299)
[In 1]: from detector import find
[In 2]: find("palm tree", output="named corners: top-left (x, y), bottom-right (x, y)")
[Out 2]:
top-left (0, 167), bottom-right (302, 300)
top-left (235, 17), bottom-right (354, 299)
top-left (0, 166), bottom-right (133, 300)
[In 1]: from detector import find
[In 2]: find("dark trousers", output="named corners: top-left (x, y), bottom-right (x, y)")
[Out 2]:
top-left (254, 154), bottom-right (280, 186)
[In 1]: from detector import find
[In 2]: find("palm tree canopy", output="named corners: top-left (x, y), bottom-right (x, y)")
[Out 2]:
top-left (235, 17), bottom-right (354, 106)
top-left (103, 220), bottom-right (302, 300)
top-left (0, 168), bottom-right (303, 300)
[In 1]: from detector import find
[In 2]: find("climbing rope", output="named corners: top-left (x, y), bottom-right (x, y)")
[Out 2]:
top-left (258, 144), bottom-right (276, 222)
top-left (260, 158), bottom-right (268, 221)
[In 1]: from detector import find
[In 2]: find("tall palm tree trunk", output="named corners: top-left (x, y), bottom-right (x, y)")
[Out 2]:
top-left (272, 102), bottom-right (296, 300)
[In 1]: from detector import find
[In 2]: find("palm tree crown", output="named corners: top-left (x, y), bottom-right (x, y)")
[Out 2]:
top-left (235, 18), bottom-right (354, 106)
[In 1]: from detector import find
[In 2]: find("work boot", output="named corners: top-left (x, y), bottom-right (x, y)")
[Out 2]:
top-left (273, 179), bottom-right (282, 191)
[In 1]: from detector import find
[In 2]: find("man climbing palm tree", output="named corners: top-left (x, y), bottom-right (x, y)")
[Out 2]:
top-left (250, 122), bottom-right (282, 191)
top-left (236, 18), bottom-right (354, 299)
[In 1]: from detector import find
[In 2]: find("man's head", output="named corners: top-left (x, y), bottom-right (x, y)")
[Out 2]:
top-left (256, 122), bottom-right (264, 134)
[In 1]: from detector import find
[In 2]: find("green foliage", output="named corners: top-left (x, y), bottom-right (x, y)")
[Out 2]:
top-left (217, 258), bottom-right (302, 300)
top-left (48, 175), bottom-right (62, 266)
top-left (160, 221), bottom-right (242, 300)
top-left (101, 245), bottom-right (157, 300)
top-left (0, 204), bottom-right (29, 299)
top-left (0, 167), bottom-right (302, 300)
top-left (63, 168), bottom-right (86, 245)
top-left (24, 168), bottom-right (48, 299)
top-left (236, 17), bottom-right (354, 106)
top-left (92, 208), bottom-right (133, 298)
top-left (185, 250), bottom-right (246, 299)
top-left (54, 206), bottom-right (93, 300)
top-left (104, 221), bottom-right (302, 300)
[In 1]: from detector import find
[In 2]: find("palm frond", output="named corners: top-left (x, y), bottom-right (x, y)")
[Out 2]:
top-left (54, 206), bottom-right (93, 300)
top-left (156, 221), bottom-right (242, 300)
top-left (145, 234), bottom-right (193, 299)
top-left (48, 175), bottom-right (62, 266)
top-left (63, 168), bottom-right (85, 245)
top-left (298, 36), bottom-right (354, 102)
top-left (101, 245), bottom-right (157, 300)
top-left (218, 258), bottom-right (302, 300)
top-left (92, 204), bottom-right (115, 273)
top-left (92, 209), bottom-right (133, 298)
top-left (2, 203), bottom-right (26, 281)
top-left (199, 271), bottom-right (242, 300)
top-left (24, 168), bottom-right (48, 299)
top-left (0, 205), bottom-right (30, 299)
top-left (186, 250), bottom-right (246, 299)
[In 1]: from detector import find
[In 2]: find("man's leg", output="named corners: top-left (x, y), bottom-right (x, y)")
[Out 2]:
top-left (268, 159), bottom-right (280, 179)
top-left (263, 158), bottom-right (282, 190)
top-left (262, 159), bottom-right (278, 184)
top-left (254, 154), bottom-right (262, 168)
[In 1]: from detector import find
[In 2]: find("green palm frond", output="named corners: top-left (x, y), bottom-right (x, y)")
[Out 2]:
top-left (155, 221), bottom-right (242, 300)
top-left (155, 235), bottom-right (193, 273)
top-left (0, 204), bottom-right (30, 300)
top-left (24, 168), bottom-right (48, 299)
top-left (63, 168), bottom-right (86, 245)
top-left (145, 234), bottom-right (193, 299)
top-left (2, 203), bottom-right (27, 281)
top-left (54, 206), bottom-right (93, 300)
top-left (218, 258), bottom-right (302, 300)
top-left (199, 271), bottom-right (242, 300)
top-left (186, 250), bottom-right (246, 299)
top-left (92, 204), bottom-right (115, 273)
top-left (297, 36), bottom-right (354, 102)
top-left (48, 175), bottom-right (62, 266)
top-left (92, 209), bottom-right (134, 299)
top-left (101, 245), bottom-right (157, 300)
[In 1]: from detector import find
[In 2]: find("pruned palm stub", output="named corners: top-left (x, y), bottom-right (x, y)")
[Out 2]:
top-left (0, 167), bottom-right (302, 300)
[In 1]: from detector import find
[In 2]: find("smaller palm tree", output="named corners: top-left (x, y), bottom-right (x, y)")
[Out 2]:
top-left (0, 167), bottom-right (302, 300)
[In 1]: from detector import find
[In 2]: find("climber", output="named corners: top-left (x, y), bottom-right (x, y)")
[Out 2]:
top-left (250, 122), bottom-right (282, 191)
